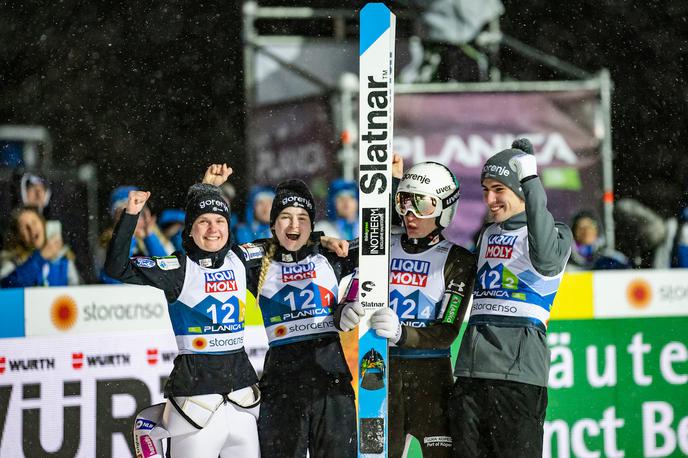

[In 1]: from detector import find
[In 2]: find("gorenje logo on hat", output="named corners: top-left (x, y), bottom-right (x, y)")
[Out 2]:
top-left (402, 173), bottom-right (431, 184)
top-left (280, 195), bottom-right (313, 209)
top-left (199, 199), bottom-right (228, 212)
top-left (482, 164), bottom-right (511, 176)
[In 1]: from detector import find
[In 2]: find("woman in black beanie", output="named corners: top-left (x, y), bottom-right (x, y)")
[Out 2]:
top-left (105, 164), bottom-right (265, 458)
top-left (253, 178), bottom-right (359, 458)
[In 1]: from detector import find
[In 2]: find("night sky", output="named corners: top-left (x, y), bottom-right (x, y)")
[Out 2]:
top-left (2, 0), bottom-right (686, 221)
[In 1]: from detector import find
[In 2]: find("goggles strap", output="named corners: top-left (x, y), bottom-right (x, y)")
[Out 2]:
top-left (441, 188), bottom-right (460, 208)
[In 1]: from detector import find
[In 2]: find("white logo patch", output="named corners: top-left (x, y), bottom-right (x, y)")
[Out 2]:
top-left (239, 243), bottom-right (264, 261)
top-left (156, 257), bottom-right (180, 270)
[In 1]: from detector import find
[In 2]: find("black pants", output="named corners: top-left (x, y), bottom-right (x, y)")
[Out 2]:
top-left (258, 378), bottom-right (356, 458)
top-left (448, 377), bottom-right (548, 458)
top-left (389, 357), bottom-right (454, 458)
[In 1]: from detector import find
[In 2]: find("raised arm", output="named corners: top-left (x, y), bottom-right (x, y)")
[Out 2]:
top-left (104, 190), bottom-right (185, 302)
top-left (510, 148), bottom-right (573, 276)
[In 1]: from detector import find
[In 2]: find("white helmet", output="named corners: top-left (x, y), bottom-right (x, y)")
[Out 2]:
top-left (395, 161), bottom-right (460, 228)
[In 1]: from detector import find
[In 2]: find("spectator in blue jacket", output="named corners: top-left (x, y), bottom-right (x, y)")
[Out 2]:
top-left (97, 185), bottom-right (174, 283)
top-left (1, 206), bottom-right (80, 287)
top-left (158, 208), bottom-right (185, 253)
top-left (567, 210), bottom-right (630, 270)
top-left (314, 178), bottom-right (359, 240)
top-left (234, 185), bottom-right (274, 243)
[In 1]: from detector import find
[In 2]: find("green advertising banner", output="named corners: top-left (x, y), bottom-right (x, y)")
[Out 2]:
top-left (546, 317), bottom-right (688, 458)
top-left (405, 316), bottom-right (688, 458)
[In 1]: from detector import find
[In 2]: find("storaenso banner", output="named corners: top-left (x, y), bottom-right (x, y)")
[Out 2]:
top-left (545, 317), bottom-right (688, 458)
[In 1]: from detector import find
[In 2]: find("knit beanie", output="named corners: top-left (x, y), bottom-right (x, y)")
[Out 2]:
top-left (480, 138), bottom-right (535, 200)
top-left (269, 179), bottom-right (316, 228)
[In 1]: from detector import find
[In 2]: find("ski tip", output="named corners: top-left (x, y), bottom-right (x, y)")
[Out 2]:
top-left (359, 3), bottom-right (392, 56)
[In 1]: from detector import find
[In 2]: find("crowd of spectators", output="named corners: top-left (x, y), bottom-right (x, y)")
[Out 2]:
top-left (1, 169), bottom-right (687, 290)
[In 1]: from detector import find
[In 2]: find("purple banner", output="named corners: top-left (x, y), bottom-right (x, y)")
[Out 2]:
top-left (394, 90), bottom-right (603, 247)
top-left (248, 96), bottom-right (337, 218)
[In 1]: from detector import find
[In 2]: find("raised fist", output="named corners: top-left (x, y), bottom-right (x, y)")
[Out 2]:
top-left (392, 153), bottom-right (404, 179)
top-left (126, 190), bottom-right (151, 215)
top-left (203, 163), bottom-right (233, 186)
top-left (509, 153), bottom-right (538, 182)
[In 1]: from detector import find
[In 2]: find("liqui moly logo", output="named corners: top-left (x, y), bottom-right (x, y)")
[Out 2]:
top-left (486, 234), bottom-right (518, 259)
top-left (391, 258), bottom-right (430, 287)
top-left (282, 262), bottom-right (317, 282)
top-left (204, 270), bottom-right (237, 293)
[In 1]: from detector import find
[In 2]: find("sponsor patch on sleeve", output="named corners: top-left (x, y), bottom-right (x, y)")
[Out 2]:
top-left (238, 243), bottom-right (265, 261)
top-left (155, 256), bottom-right (180, 270)
top-left (134, 257), bottom-right (156, 268)
top-left (442, 293), bottom-right (463, 324)
top-left (134, 419), bottom-right (156, 431)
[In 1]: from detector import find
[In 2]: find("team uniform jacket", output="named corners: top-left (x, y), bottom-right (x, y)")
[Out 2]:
top-left (255, 238), bottom-right (359, 458)
top-left (389, 233), bottom-right (476, 357)
top-left (454, 177), bottom-right (572, 387)
top-left (257, 239), bottom-right (358, 384)
top-left (105, 212), bottom-right (265, 397)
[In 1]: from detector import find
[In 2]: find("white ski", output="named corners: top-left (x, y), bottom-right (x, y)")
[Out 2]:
top-left (357, 3), bottom-right (395, 457)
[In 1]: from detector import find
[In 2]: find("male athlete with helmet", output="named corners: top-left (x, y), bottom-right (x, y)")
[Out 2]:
top-left (337, 158), bottom-right (476, 457)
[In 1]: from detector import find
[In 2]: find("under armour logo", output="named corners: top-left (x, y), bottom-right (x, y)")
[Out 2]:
top-left (448, 280), bottom-right (465, 292)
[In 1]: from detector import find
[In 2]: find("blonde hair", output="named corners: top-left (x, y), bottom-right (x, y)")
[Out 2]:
top-left (256, 240), bottom-right (277, 296)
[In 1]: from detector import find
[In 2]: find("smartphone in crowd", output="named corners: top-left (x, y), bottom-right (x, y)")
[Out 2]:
top-left (45, 220), bottom-right (63, 241)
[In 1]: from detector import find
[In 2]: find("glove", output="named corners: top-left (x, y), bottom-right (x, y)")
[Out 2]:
top-left (339, 302), bottom-right (364, 332)
top-left (370, 307), bottom-right (402, 344)
top-left (509, 153), bottom-right (538, 182)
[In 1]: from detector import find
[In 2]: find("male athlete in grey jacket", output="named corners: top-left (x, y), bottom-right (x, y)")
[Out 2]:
top-left (449, 138), bottom-right (572, 457)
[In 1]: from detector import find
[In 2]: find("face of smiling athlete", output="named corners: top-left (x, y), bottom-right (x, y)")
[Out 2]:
top-left (273, 207), bottom-right (311, 252)
top-left (482, 178), bottom-right (525, 223)
top-left (190, 213), bottom-right (229, 252)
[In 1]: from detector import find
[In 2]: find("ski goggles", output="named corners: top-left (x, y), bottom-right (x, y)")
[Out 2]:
top-left (395, 192), bottom-right (442, 219)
